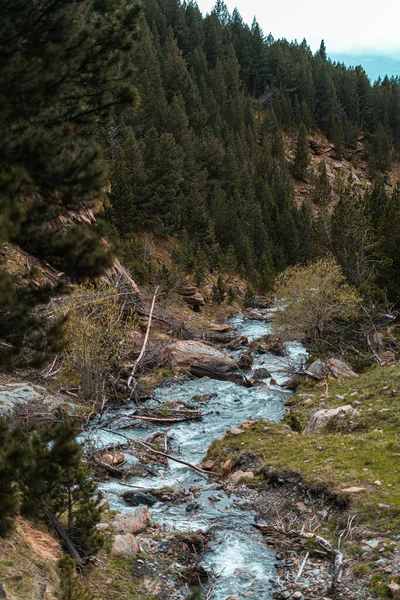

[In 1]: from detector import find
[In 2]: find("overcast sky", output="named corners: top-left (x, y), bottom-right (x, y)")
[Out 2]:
top-left (195, 0), bottom-right (400, 58)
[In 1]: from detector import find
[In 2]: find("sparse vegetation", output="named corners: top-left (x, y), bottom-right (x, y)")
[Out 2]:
top-left (58, 282), bottom-right (136, 404)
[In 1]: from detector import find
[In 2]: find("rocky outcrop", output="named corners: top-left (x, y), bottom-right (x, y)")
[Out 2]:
top-left (305, 358), bottom-right (358, 380)
top-left (0, 383), bottom-right (68, 418)
top-left (161, 340), bottom-right (242, 381)
top-left (111, 507), bottom-right (153, 535)
top-left (111, 533), bottom-right (139, 558)
top-left (326, 358), bottom-right (358, 379)
top-left (248, 336), bottom-right (285, 356)
top-left (177, 282), bottom-right (205, 312)
top-left (122, 491), bottom-right (157, 507)
top-left (303, 405), bottom-right (355, 434)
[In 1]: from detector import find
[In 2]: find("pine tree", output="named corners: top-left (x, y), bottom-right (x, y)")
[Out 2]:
top-left (311, 160), bottom-right (331, 205)
top-left (331, 183), bottom-right (380, 287)
top-left (58, 556), bottom-right (93, 600)
top-left (292, 123), bottom-right (310, 180)
top-left (0, 0), bottom-right (140, 367)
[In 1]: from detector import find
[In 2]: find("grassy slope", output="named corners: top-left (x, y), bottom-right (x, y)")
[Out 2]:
top-left (209, 365), bottom-right (400, 531)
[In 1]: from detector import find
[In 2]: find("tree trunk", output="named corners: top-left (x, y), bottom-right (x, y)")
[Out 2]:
top-left (43, 505), bottom-right (84, 566)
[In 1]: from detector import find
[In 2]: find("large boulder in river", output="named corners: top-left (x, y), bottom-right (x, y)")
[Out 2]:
top-left (246, 308), bottom-right (266, 321)
top-left (303, 405), bottom-right (356, 434)
top-left (161, 340), bottom-right (242, 381)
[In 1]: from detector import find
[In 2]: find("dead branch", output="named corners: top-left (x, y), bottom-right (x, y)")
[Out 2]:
top-left (295, 551), bottom-right (309, 582)
top-left (133, 440), bottom-right (214, 476)
top-left (126, 413), bottom-right (202, 424)
top-left (90, 456), bottom-right (126, 478)
top-left (128, 286), bottom-right (159, 395)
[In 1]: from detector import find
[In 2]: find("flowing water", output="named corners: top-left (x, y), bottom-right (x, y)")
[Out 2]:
top-left (87, 313), bottom-right (306, 599)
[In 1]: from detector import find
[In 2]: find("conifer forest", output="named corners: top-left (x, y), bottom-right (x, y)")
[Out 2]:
top-left (1, 2), bottom-right (400, 599)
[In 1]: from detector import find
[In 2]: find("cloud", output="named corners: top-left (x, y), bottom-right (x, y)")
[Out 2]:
top-left (196, 0), bottom-right (400, 58)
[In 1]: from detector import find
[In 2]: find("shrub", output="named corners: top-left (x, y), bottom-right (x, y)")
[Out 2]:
top-left (58, 281), bottom-right (136, 404)
top-left (272, 256), bottom-right (360, 350)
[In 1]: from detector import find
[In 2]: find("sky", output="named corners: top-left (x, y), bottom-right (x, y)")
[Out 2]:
top-left (195, 0), bottom-right (400, 59)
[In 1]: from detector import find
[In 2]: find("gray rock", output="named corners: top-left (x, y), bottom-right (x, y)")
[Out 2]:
top-left (253, 367), bottom-right (272, 381)
top-left (303, 405), bottom-right (355, 434)
top-left (122, 491), bottom-right (157, 507)
top-left (246, 308), bottom-right (266, 321)
top-left (111, 533), bottom-right (139, 558)
top-left (0, 383), bottom-right (67, 418)
top-left (305, 359), bottom-right (329, 380)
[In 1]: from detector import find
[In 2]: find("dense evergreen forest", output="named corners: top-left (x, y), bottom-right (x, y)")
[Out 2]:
top-left (105, 0), bottom-right (400, 297)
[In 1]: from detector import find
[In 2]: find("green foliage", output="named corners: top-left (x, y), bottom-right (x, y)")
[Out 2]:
top-left (311, 160), bottom-right (331, 205)
top-left (59, 556), bottom-right (93, 600)
top-left (292, 123), bottom-right (310, 180)
top-left (272, 256), bottom-right (361, 348)
top-left (0, 0), bottom-right (140, 367)
top-left (0, 419), bottom-right (102, 561)
top-left (212, 276), bottom-right (226, 304)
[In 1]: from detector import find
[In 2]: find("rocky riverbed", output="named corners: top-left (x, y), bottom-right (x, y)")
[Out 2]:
top-left (83, 311), bottom-right (311, 599)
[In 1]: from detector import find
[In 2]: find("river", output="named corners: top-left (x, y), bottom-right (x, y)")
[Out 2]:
top-left (87, 312), bottom-right (306, 599)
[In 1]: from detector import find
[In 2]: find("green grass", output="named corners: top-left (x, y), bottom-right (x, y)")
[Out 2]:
top-left (207, 364), bottom-right (400, 533)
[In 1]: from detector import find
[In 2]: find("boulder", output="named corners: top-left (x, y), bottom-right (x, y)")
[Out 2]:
top-left (341, 486), bottom-right (366, 494)
top-left (0, 383), bottom-right (68, 418)
top-left (225, 336), bottom-right (248, 350)
top-left (388, 582), bottom-right (400, 598)
top-left (248, 339), bottom-right (269, 354)
top-left (303, 405), bottom-right (355, 434)
top-left (305, 359), bottom-right (329, 380)
top-left (229, 427), bottom-right (245, 435)
top-left (209, 323), bottom-right (232, 333)
top-left (326, 358), bottom-right (358, 379)
top-left (101, 453), bottom-right (125, 466)
top-left (161, 340), bottom-right (241, 382)
top-left (252, 295), bottom-right (271, 309)
top-left (253, 367), bottom-right (272, 382)
top-left (122, 491), bottom-right (157, 507)
top-left (201, 458), bottom-right (215, 471)
top-left (221, 459), bottom-right (234, 474)
top-left (228, 470), bottom-right (254, 485)
top-left (246, 308), bottom-right (266, 321)
top-left (238, 352), bottom-right (253, 369)
top-left (111, 507), bottom-right (153, 535)
top-left (111, 533), bottom-right (139, 559)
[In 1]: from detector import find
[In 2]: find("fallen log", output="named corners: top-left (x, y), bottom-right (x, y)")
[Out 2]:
top-left (126, 413), bottom-right (203, 424)
top-left (133, 440), bottom-right (214, 477)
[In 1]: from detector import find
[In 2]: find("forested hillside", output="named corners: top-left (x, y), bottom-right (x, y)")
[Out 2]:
top-left (2, 2), bottom-right (400, 599)
top-left (105, 0), bottom-right (400, 297)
